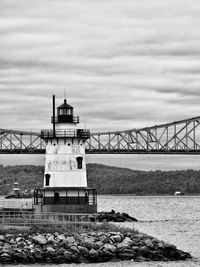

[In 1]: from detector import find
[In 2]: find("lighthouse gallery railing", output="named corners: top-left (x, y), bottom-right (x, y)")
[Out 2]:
top-left (41, 129), bottom-right (90, 140)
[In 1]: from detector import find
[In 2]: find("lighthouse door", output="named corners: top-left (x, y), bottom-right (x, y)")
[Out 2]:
top-left (54, 192), bottom-right (60, 203)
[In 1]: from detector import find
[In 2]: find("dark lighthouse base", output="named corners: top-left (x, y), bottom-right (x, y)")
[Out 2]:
top-left (34, 187), bottom-right (97, 214)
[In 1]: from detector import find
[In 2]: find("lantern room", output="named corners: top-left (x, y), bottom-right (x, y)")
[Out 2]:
top-left (55, 99), bottom-right (79, 124)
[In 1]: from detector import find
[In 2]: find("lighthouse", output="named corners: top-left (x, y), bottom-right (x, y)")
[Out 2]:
top-left (34, 95), bottom-right (97, 214)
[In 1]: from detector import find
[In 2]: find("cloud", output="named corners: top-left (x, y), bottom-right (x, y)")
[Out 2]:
top-left (1, 0), bottom-right (200, 134)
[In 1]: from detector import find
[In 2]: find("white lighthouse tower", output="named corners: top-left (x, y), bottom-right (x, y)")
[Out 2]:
top-left (34, 95), bottom-right (97, 214)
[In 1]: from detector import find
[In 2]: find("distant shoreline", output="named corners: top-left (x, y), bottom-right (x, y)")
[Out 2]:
top-left (99, 193), bottom-right (200, 196)
top-left (1, 164), bottom-right (200, 196)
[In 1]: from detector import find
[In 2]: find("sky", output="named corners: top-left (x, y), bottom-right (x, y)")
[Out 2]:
top-left (1, 0), bottom-right (200, 169)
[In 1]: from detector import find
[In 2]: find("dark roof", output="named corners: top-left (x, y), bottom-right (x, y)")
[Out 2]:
top-left (39, 187), bottom-right (96, 190)
top-left (57, 99), bottom-right (73, 109)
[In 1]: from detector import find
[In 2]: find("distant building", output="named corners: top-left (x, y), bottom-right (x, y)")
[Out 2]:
top-left (34, 95), bottom-right (97, 213)
top-left (174, 191), bottom-right (184, 196)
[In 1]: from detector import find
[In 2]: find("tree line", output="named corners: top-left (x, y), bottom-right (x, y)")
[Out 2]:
top-left (0, 163), bottom-right (200, 195)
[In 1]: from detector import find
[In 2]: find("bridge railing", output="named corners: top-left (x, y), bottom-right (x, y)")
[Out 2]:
top-left (0, 129), bottom-right (45, 153)
top-left (86, 116), bottom-right (200, 153)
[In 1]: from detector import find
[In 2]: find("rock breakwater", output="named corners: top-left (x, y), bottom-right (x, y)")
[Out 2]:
top-left (96, 210), bottom-right (137, 222)
top-left (0, 230), bottom-right (191, 264)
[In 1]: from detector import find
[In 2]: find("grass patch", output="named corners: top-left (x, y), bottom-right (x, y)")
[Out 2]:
top-left (0, 222), bottom-right (138, 235)
top-left (92, 222), bottom-right (138, 234)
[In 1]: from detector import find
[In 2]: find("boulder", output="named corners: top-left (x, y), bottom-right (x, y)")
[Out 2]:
top-left (71, 253), bottom-right (81, 263)
top-left (79, 256), bottom-right (90, 263)
top-left (115, 216), bottom-right (124, 222)
top-left (78, 246), bottom-right (89, 257)
top-left (135, 255), bottom-right (148, 261)
top-left (101, 248), bottom-right (115, 258)
top-left (177, 250), bottom-right (192, 260)
top-left (2, 243), bottom-right (12, 253)
top-left (47, 235), bottom-right (56, 243)
top-left (0, 235), bottom-right (5, 242)
top-left (1, 252), bottom-right (10, 257)
top-left (157, 241), bottom-right (166, 249)
top-left (89, 248), bottom-right (99, 259)
top-left (54, 255), bottom-right (66, 264)
top-left (144, 238), bottom-right (155, 249)
top-left (12, 251), bottom-right (29, 263)
top-left (27, 253), bottom-right (35, 263)
top-left (122, 248), bottom-right (137, 254)
top-left (100, 236), bottom-right (110, 244)
top-left (46, 246), bottom-right (55, 253)
top-left (70, 245), bottom-right (79, 253)
top-left (66, 236), bottom-right (76, 244)
top-left (168, 249), bottom-right (191, 260)
top-left (139, 246), bottom-right (153, 259)
top-left (165, 243), bottom-right (177, 250)
top-left (33, 248), bottom-right (43, 261)
top-left (57, 240), bottom-right (65, 248)
top-left (5, 234), bottom-right (13, 239)
top-left (57, 234), bottom-right (66, 241)
top-left (117, 237), bottom-right (134, 249)
top-left (84, 237), bottom-right (96, 249)
top-left (32, 235), bottom-right (47, 245)
top-left (96, 210), bottom-right (138, 222)
top-left (92, 240), bottom-right (103, 249)
top-left (15, 237), bottom-right (23, 243)
top-left (118, 252), bottom-right (136, 260)
top-left (64, 251), bottom-right (72, 262)
top-left (103, 244), bottom-right (117, 253)
top-left (131, 246), bottom-right (139, 253)
top-left (10, 239), bottom-right (16, 245)
top-left (110, 234), bottom-right (122, 243)
top-left (0, 253), bottom-right (12, 263)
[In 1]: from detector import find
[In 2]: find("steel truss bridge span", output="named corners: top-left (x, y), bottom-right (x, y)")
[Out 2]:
top-left (1, 115), bottom-right (200, 154)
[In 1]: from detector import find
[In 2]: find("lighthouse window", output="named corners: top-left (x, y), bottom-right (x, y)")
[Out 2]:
top-left (58, 109), bottom-right (72, 115)
top-left (67, 109), bottom-right (72, 115)
top-left (76, 157), bottom-right (83, 169)
top-left (59, 109), bottom-right (64, 115)
top-left (45, 174), bottom-right (50, 186)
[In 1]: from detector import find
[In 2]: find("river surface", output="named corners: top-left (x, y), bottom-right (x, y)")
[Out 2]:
top-left (97, 195), bottom-right (200, 267)
top-left (2, 195), bottom-right (200, 267)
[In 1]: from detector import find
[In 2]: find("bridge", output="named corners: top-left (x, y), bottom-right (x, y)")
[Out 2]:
top-left (1, 115), bottom-right (200, 154)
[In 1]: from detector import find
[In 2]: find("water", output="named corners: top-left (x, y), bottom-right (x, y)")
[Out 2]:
top-left (3, 195), bottom-right (200, 267)
top-left (97, 195), bottom-right (200, 267)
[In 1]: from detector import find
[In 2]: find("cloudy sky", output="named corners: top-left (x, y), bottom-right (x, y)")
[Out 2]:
top-left (1, 0), bottom-right (200, 169)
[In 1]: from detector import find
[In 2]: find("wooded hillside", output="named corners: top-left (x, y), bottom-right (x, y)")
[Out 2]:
top-left (0, 164), bottom-right (200, 195)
